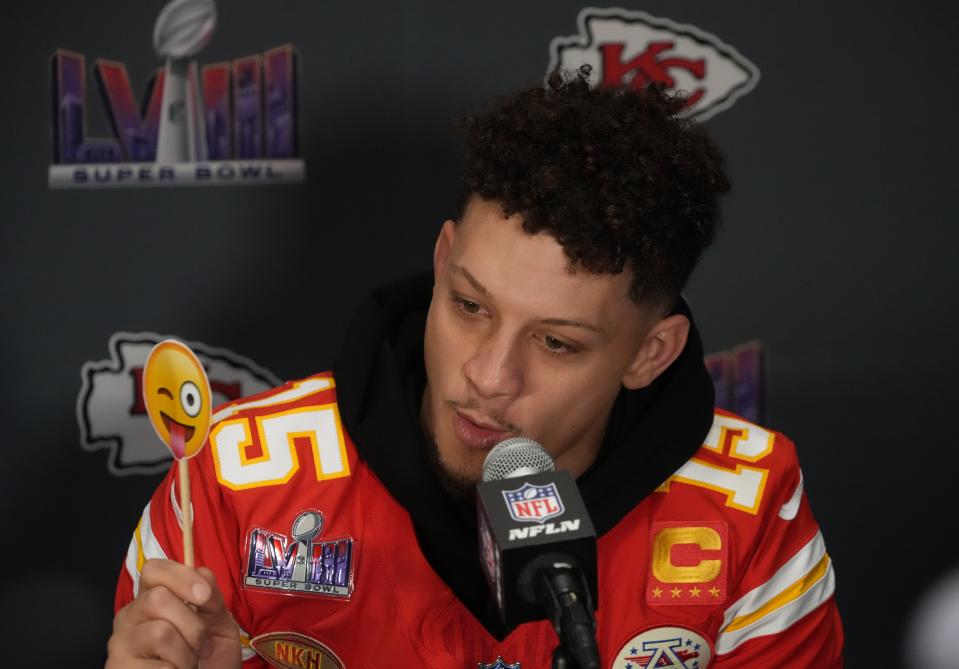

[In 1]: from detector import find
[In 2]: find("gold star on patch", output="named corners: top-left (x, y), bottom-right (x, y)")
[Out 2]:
top-left (689, 586), bottom-right (701, 598)
top-left (652, 587), bottom-right (663, 598)
top-left (709, 586), bottom-right (721, 598)
top-left (670, 587), bottom-right (683, 598)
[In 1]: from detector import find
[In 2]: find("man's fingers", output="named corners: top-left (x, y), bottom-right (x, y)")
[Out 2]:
top-left (139, 559), bottom-right (214, 608)
top-left (194, 567), bottom-right (242, 665)
top-left (113, 618), bottom-right (198, 669)
top-left (107, 560), bottom-right (240, 668)
top-left (119, 585), bottom-right (208, 653)
top-left (194, 567), bottom-right (230, 620)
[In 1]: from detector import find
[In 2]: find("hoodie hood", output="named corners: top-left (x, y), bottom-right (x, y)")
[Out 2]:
top-left (334, 271), bottom-right (715, 637)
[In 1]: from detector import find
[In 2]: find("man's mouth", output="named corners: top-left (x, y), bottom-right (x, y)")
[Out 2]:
top-left (160, 412), bottom-right (195, 458)
top-left (452, 409), bottom-right (514, 450)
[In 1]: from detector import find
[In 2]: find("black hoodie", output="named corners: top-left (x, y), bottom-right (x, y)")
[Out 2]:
top-left (334, 272), bottom-right (715, 638)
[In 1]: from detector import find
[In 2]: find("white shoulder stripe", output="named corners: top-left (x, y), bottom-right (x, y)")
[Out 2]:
top-left (212, 377), bottom-right (332, 423)
top-left (778, 470), bottom-right (804, 520)
top-left (124, 501), bottom-right (169, 597)
top-left (238, 626), bottom-right (256, 662)
top-left (717, 559), bottom-right (835, 654)
top-left (722, 531), bottom-right (826, 627)
top-left (717, 531), bottom-right (835, 654)
top-left (123, 531), bottom-right (139, 593)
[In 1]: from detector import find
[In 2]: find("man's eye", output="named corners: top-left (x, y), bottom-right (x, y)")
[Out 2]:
top-left (453, 297), bottom-right (483, 315)
top-left (544, 336), bottom-right (569, 352)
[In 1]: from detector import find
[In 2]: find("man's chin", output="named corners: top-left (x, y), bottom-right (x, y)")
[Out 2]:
top-left (435, 466), bottom-right (478, 504)
top-left (424, 440), bottom-right (482, 503)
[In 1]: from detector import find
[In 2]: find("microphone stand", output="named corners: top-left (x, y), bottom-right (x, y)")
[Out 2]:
top-left (552, 647), bottom-right (570, 669)
top-left (532, 564), bottom-right (601, 669)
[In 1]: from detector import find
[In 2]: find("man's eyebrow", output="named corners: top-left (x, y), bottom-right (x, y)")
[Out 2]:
top-left (540, 317), bottom-right (604, 335)
top-left (450, 265), bottom-right (604, 335)
top-left (452, 264), bottom-right (603, 334)
top-left (450, 264), bottom-right (489, 297)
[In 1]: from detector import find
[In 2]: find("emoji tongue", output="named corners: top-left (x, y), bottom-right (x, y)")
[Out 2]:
top-left (168, 421), bottom-right (187, 460)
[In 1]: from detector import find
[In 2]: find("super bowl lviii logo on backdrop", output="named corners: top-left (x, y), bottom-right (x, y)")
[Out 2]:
top-left (705, 341), bottom-right (764, 424)
top-left (549, 8), bottom-right (759, 121)
top-left (49, 0), bottom-right (303, 188)
top-left (78, 332), bottom-right (280, 475)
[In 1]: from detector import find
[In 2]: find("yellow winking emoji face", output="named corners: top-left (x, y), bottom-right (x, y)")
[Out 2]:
top-left (143, 340), bottom-right (212, 460)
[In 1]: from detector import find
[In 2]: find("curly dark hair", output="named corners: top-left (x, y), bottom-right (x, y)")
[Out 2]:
top-left (457, 68), bottom-right (730, 309)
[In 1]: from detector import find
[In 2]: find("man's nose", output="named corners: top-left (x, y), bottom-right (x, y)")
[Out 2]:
top-left (462, 329), bottom-right (523, 401)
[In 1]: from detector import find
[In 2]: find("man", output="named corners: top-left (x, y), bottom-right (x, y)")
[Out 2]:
top-left (106, 71), bottom-right (843, 668)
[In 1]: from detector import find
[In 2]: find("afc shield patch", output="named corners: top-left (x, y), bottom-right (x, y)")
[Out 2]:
top-left (611, 626), bottom-right (712, 669)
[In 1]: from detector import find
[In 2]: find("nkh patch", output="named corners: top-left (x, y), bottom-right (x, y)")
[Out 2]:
top-left (251, 632), bottom-right (344, 669)
top-left (611, 627), bottom-right (712, 669)
top-left (478, 657), bottom-right (521, 669)
top-left (647, 521), bottom-right (728, 606)
top-left (502, 481), bottom-right (564, 523)
top-left (245, 510), bottom-right (355, 599)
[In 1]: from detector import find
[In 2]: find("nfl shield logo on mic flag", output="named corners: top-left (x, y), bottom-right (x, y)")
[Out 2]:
top-left (502, 482), bottom-right (565, 524)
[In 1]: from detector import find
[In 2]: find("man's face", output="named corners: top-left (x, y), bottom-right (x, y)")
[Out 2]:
top-left (421, 197), bottom-right (657, 491)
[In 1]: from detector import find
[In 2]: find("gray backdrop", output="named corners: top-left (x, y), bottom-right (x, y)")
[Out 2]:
top-left (2, 1), bottom-right (957, 666)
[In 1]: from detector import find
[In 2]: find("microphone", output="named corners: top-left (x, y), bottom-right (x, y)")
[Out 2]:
top-left (477, 438), bottom-right (600, 669)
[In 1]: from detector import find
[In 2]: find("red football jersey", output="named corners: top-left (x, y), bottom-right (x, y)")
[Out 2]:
top-left (116, 373), bottom-right (842, 668)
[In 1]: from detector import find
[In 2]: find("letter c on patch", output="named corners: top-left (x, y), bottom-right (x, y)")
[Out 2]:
top-left (652, 526), bottom-right (722, 583)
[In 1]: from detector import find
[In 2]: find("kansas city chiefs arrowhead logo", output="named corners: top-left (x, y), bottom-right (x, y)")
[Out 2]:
top-left (78, 332), bottom-right (280, 475)
top-left (548, 8), bottom-right (760, 121)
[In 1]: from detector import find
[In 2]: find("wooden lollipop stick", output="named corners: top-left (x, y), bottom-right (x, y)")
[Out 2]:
top-left (179, 459), bottom-right (194, 568)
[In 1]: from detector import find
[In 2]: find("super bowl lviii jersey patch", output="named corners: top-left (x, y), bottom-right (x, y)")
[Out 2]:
top-left (245, 509), bottom-right (355, 599)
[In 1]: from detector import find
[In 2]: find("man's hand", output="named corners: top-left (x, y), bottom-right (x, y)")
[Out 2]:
top-left (106, 559), bottom-right (242, 669)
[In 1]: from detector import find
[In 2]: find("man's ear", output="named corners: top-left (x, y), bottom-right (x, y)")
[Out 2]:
top-left (621, 314), bottom-right (690, 390)
top-left (433, 220), bottom-right (456, 279)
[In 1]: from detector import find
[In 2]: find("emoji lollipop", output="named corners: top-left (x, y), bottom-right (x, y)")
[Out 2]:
top-left (143, 339), bottom-right (213, 567)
